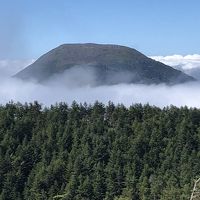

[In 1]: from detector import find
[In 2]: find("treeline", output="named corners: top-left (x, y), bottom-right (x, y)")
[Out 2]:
top-left (0, 101), bottom-right (200, 200)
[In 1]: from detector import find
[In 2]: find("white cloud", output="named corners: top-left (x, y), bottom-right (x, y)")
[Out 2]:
top-left (150, 54), bottom-right (200, 80)
top-left (0, 56), bottom-right (200, 107)
top-left (0, 79), bottom-right (200, 108)
top-left (150, 54), bottom-right (200, 70)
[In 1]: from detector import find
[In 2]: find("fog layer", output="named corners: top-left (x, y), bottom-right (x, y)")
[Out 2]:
top-left (0, 57), bottom-right (200, 107)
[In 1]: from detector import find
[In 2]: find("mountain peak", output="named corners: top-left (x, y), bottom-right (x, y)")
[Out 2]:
top-left (14, 43), bottom-right (195, 85)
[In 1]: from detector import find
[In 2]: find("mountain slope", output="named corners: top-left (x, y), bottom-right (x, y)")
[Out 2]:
top-left (14, 43), bottom-right (195, 85)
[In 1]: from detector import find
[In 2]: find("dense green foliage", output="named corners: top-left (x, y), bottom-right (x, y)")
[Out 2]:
top-left (0, 101), bottom-right (200, 200)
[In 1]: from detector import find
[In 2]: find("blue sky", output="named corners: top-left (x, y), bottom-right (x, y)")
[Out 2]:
top-left (0, 0), bottom-right (200, 59)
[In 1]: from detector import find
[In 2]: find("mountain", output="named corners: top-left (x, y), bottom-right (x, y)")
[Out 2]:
top-left (173, 65), bottom-right (200, 81)
top-left (14, 43), bottom-right (195, 85)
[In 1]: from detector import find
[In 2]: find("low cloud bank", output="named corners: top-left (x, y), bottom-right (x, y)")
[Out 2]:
top-left (0, 57), bottom-right (200, 107)
top-left (151, 54), bottom-right (200, 79)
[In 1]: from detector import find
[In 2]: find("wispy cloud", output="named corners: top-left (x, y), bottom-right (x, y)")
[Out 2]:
top-left (0, 59), bottom-right (34, 77)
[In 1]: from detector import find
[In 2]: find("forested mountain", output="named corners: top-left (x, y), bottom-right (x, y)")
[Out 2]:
top-left (14, 44), bottom-right (195, 85)
top-left (0, 102), bottom-right (200, 199)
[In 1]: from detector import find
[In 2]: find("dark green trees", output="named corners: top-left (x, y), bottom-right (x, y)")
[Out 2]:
top-left (0, 102), bottom-right (199, 199)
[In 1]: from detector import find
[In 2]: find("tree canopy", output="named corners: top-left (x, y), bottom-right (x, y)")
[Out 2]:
top-left (0, 101), bottom-right (200, 199)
